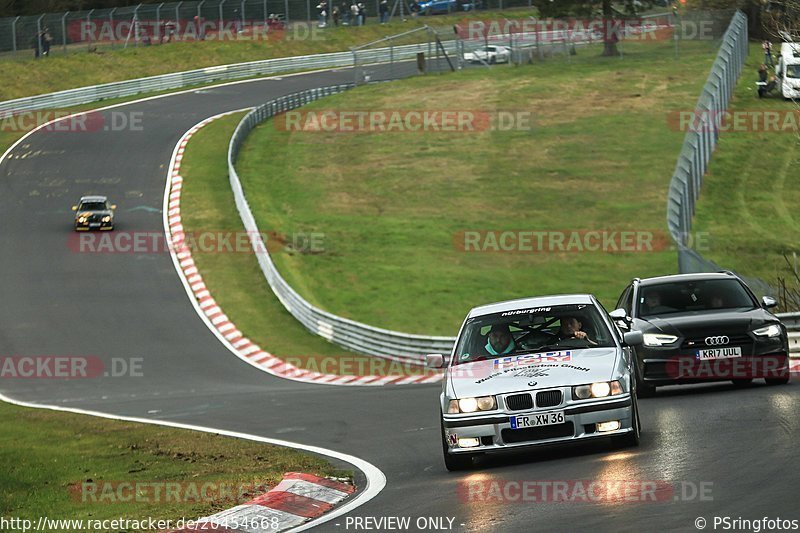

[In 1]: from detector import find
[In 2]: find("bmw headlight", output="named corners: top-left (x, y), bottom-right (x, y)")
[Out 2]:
top-left (77, 216), bottom-right (87, 224)
top-left (573, 381), bottom-right (623, 400)
top-left (102, 216), bottom-right (112, 223)
top-left (752, 324), bottom-right (781, 338)
top-left (447, 396), bottom-right (496, 414)
top-left (642, 333), bottom-right (678, 346)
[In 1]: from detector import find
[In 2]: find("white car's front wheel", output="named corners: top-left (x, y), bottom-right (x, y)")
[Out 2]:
top-left (441, 419), bottom-right (476, 471)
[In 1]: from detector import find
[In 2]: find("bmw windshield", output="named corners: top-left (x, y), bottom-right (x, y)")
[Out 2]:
top-left (453, 304), bottom-right (616, 365)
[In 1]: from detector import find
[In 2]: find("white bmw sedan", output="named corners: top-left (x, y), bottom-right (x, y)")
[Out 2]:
top-left (427, 294), bottom-right (643, 470)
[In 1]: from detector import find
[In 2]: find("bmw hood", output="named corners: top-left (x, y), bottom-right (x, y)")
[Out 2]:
top-left (446, 348), bottom-right (619, 399)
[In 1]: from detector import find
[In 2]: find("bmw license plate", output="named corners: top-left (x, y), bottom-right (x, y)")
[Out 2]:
top-left (510, 411), bottom-right (565, 430)
top-left (696, 346), bottom-right (741, 360)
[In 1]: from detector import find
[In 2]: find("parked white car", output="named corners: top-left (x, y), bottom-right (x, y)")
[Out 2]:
top-left (463, 45), bottom-right (511, 64)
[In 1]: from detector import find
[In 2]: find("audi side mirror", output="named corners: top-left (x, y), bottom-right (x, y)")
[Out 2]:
top-left (762, 296), bottom-right (777, 309)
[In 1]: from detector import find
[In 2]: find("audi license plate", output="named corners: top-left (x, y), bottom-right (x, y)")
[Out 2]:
top-left (510, 411), bottom-right (565, 430)
top-left (696, 346), bottom-right (741, 360)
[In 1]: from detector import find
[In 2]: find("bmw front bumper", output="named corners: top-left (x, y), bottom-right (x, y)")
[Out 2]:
top-left (442, 394), bottom-right (634, 454)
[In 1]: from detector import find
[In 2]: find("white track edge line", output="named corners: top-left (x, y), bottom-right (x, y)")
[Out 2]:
top-left (0, 392), bottom-right (385, 533)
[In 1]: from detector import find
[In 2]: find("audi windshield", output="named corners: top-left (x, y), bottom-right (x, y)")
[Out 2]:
top-left (637, 279), bottom-right (757, 317)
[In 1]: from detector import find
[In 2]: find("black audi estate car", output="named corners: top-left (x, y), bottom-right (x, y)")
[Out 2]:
top-left (612, 272), bottom-right (789, 397)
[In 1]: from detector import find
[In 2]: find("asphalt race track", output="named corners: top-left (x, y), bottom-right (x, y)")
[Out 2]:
top-left (1, 68), bottom-right (799, 532)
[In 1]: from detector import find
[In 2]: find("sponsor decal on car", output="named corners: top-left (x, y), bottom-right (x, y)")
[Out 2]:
top-left (493, 351), bottom-right (572, 369)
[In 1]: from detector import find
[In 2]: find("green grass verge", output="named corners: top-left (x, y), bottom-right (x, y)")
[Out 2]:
top-left (692, 42), bottom-right (800, 292)
top-left (0, 400), bottom-right (349, 531)
top-left (2, 9), bottom-right (539, 101)
top-left (235, 39), bottom-right (721, 335)
top-left (180, 112), bottom-right (434, 374)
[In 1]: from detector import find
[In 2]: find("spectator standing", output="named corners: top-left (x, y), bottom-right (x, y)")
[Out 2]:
top-left (164, 20), bottom-right (176, 42)
top-left (42, 28), bottom-right (52, 56)
top-left (763, 40), bottom-right (773, 67)
top-left (410, 0), bottom-right (421, 18)
top-left (351, 2), bottom-right (360, 25)
top-left (379, 0), bottom-right (389, 24)
top-left (317, 2), bottom-right (327, 27)
top-left (341, 1), bottom-right (351, 24)
top-left (332, 5), bottom-right (340, 26)
top-left (31, 31), bottom-right (42, 58)
top-left (358, 3), bottom-right (366, 25)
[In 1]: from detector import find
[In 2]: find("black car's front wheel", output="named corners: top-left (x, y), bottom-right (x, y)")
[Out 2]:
top-left (765, 376), bottom-right (790, 385)
top-left (635, 360), bottom-right (656, 398)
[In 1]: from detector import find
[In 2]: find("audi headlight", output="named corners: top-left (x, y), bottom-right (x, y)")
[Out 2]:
top-left (573, 381), bottom-right (623, 400)
top-left (643, 333), bottom-right (678, 346)
top-left (752, 324), bottom-right (781, 338)
top-left (447, 396), bottom-right (496, 414)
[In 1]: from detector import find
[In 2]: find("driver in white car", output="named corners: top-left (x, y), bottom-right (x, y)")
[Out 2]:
top-left (556, 317), bottom-right (597, 345)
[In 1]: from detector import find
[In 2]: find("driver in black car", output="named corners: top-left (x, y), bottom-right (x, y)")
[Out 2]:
top-left (555, 317), bottom-right (597, 346)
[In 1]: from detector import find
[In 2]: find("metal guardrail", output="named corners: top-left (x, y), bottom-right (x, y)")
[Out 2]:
top-left (0, 41), bottom-right (446, 115)
top-left (227, 86), bottom-right (457, 361)
top-left (776, 312), bottom-right (800, 354)
top-left (664, 12), bottom-right (763, 283)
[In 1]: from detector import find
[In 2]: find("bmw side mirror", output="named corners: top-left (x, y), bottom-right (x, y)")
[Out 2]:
top-left (426, 353), bottom-right (446, 368)
top-left (609, 308), bottom-right (631, 323)
top-left (111, 204), bottom-right (117, 210)
top-left (762, 296), bottom-right (777, 309)
top-left (623, 330), bottom-right (643, 346)
top-left (71, 205), bottom-right (78, 211)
